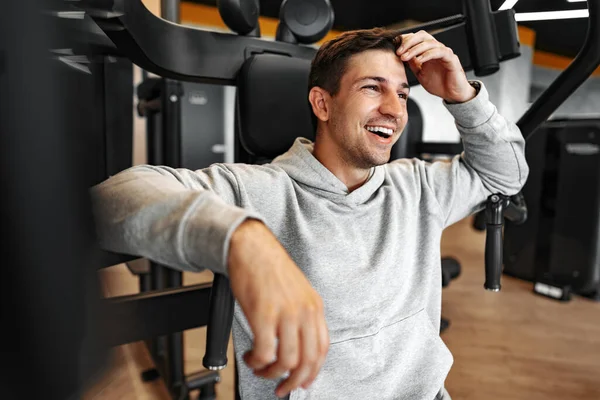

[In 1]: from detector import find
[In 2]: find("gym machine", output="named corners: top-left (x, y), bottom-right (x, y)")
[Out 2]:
top-left (75, 0), bottom-right (523, 392)
top-left (501, 117), bottom-right (600, 302)
top-left (478, 0), bottom-right (600, 302)
top-left (3, 0), bottom-right (597, 399)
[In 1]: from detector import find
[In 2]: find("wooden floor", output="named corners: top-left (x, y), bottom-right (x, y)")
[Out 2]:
top-left (86, 216), bottom-right (600, 399)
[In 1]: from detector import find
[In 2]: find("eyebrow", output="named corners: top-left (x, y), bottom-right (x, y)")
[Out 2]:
top-left (355, 76), bottom-right (410, 91)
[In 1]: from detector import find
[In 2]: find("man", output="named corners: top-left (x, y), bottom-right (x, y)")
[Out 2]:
top-left (91, 28), bottom-right (529, 399)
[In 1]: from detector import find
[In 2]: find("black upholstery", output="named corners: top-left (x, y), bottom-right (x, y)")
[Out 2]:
top-left (236, 54), bottom-right (315, 161)
top-left (390, 98), bottom-right (423, 160)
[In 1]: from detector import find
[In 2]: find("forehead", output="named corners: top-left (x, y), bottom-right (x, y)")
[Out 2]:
top-left (343, 49), bottom-right (407, 86)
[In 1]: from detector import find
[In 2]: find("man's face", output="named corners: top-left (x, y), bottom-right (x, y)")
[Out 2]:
top-left (324, 49), bottom-right (410, 168)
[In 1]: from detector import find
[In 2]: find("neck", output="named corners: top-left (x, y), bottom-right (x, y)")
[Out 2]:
top-left (313, 132), bottom-right (372, 192)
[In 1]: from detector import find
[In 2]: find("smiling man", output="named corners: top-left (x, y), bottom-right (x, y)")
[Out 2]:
top-left (91, 28), bottom-right (529, 400)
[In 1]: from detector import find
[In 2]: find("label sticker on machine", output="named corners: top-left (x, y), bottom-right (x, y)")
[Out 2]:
top-left (565, 143), bottom-right (600, 155)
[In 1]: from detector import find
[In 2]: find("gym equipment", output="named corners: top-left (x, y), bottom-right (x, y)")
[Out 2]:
top-left (0, 1), bottom-right (133, 398)
top-left (481, 0), bottom-right (600, 296)
top-left (76, 0), bottom-right (523, 385)
top-left (441, 257), bottom-right (462, 332)
top-left (276, 0), bottom-right (335, 44)
top-left (218, 0), bottom-right (261, 36)
top-left (503, 118), bottom-right (600, 301)
top-left (77, 0), bottom-right (519, 86)
top-left (7, 0), bottom-right (592, 398)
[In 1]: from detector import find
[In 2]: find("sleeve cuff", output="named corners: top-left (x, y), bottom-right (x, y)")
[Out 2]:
top-left (181, 193), bottom-right (265, 276)
top-left (443, 80), bottom-right (496, 129)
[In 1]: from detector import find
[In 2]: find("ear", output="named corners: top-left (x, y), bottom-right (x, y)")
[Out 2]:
top-left (308, 86), bottom-right (331, 122)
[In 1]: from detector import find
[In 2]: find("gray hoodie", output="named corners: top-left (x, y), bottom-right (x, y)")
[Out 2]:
top-left (91, 82), bottom-right (528, 400)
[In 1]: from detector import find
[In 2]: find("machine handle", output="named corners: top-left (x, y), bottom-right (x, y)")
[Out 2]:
top-left (484, 194), bottom-right (508, 291)
top-left (484, 223), bottom-right (503, 291)
top-left (202, 273), bottom-right (235, 370)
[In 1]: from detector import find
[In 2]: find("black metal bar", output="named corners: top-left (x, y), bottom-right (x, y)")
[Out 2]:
top-left (162, 78), bottom-right (183, 167)
top-left (160, 2), bottom-right (186, 390)
top-left (80, 1), bottom-right (519, 86)
top-left (97, 250), bottom-right (140, 269)
top-left (186, 370), bottom-right (220, 391)
top-left (416, 142), bottom-right (464, 156)
top-left (167, 269), bottom-right (186, 398)
top-left (518, 0), bottom-right (600, 140)
top-left (150, 261), bottom-right (169, 359)
top-left (391, 14), bottom-right (465, 35)
top-left (103, 283), bottom-right (212, 346)
top-left (140, 272), bottom-right (152, 292)
top-left (148, 109), bottom-right (164, 165)
top-left (161, 0), bottom-right (180, 23)
top-left (151, 261), bottom-right (168, 294)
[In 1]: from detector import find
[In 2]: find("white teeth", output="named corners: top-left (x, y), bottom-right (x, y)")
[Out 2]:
top-left (365, 126), bottom-right (393, 137)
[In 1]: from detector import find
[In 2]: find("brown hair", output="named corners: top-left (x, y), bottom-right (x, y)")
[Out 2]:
top-left (308, 27), bottom-right (401, 130)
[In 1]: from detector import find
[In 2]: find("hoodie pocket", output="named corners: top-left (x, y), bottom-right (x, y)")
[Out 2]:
top-left (290, 308), bottom-right (453, 400)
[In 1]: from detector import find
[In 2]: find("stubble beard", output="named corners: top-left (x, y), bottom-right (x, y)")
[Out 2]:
top-left (331, 122), bottom-right (392, 169)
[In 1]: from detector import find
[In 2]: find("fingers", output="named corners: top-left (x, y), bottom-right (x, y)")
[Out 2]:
top-left (275, 316), bottom-right (317, 397)
top-left (398, 40), bottom-right (443, 62)
top-left (252, 298), bottom-right (329, 398)
top-left (417, 46), bottom-right (456, 65)
top-left (396, 30), bottom-right (435, 54)
top-left (244, 314), bottom-right (278, 370)
top-left (395, 30), bottom-right (458, 69)
top-left (254, 316), bottom-right (300, 380)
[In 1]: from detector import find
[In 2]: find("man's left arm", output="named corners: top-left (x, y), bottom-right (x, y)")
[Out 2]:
top-left (422, 80), bottom-right (529, 228)
top-left (396, 31), bottom-right (529, 228)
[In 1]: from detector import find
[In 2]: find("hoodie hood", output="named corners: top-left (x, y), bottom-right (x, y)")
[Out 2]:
top-left (272, 137), bottom-right (386, 206)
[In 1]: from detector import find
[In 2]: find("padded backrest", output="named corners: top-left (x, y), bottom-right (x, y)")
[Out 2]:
top-left (236, 54), bottom-right (315, 161)
top-left (235, 53), bottom-right (423, 162)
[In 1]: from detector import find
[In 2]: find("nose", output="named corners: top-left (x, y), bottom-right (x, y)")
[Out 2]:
top-left (379, 91), bottom-right (404, 121)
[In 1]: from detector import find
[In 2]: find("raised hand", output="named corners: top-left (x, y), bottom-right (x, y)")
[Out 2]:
top-left (396, 30), bottom-right (476, 103)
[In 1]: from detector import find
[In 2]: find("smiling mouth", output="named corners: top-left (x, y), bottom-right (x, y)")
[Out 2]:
top-left (365, 125), bottom-right (394, 140)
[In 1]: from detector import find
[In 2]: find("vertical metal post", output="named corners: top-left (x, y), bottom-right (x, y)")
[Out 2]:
top-left (160, 1), bottom-right (186, 398)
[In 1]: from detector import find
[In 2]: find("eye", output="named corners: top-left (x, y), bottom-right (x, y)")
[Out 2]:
top-left (362, 85), bottom-right (379, 92)
top-left (398, 92), bottom-right (408, 100)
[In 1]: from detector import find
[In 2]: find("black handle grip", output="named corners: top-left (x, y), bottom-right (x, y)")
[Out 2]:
top-left (203, 273), bottom-right (235, 370)
top-left (483, 194), bottom-right (509, 292)
top-left (483, 194), bottom-right (508, 291)
top-left (484, 223), bottom-right (503, 291)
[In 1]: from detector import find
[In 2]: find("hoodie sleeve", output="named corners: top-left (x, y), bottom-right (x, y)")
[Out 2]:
top-left (419, 81), bottom-right (529, 228)
top-left (90, 164), bottom-right (263, 276)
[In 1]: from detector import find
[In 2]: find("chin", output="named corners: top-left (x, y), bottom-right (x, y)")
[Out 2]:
top-left (361, 153), bottom-right (391, 168)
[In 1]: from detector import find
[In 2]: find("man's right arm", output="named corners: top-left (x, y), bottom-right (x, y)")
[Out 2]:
top-left (90, 164), bottom-right (329, 397)
top-left (90, 163), bottom-right (259, 275)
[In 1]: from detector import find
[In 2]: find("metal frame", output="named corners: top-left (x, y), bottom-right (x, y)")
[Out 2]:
top-left (77, 0), bottom-right (520, 86)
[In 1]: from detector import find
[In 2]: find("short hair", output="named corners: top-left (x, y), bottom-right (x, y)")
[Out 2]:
top-left (308, 27), bottom-right (401, 131)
